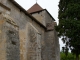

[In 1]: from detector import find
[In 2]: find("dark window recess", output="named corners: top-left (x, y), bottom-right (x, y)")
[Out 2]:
top-left (11, 41), bottom-right (16, 45)
top-left (9, 30), bottom-right (14, 34)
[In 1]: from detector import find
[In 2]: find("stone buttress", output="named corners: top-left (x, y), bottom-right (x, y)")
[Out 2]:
top-left (0, 2), bottom-right (20, 60)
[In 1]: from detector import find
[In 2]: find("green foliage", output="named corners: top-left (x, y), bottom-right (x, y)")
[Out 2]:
top-left (60, 51), bottom-right (76, 60)
top-left (56, 0), bottom-right (80, 59)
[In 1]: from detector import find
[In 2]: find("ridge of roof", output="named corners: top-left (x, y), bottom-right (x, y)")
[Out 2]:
top-left (27, 3), bottom-right (43, 13)
top-left (9, 0), bottom-right (46, 29)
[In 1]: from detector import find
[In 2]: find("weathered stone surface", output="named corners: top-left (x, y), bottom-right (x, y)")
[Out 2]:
top-left (27, 24), bottom-right (41, 60)
top-left (0, 10), bottom-right (20, 60)
top-left (46, 22), bottom-right (54, 31)
top-left (6, 28), bottom-right (20, 60)
top-left (31, 11), bottom-right (46, 26)
top-left (0, 0), bottom-right (7, 4)
top-left (0, 20), bottom-right (6, 60)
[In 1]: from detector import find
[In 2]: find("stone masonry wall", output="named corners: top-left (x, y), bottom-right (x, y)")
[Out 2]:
top-left (0, 13), bottom-right (20, 60)
top-left (44, 11), bottom-right (60, 60)
top-left (5, 1), bottom-right (46, 60)
top-left (27, 23), bottom-right (41, 60)
top-left (31, 11), bottom-right (46, 26)
top-left (0, 0), bottom-right (7, 4)
top-left (41, 22), bottom-right (60, 60)
top-left (0, 20), bottom-right (6, 60)
top-left (6, 23), bottom-right (20, 60)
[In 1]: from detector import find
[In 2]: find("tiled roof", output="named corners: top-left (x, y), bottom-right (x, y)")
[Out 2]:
top-left (27, 3), bottom-right (43, 13)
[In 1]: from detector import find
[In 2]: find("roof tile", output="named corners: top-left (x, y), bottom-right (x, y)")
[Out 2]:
top-left (27, 3), bottom-right (43, 13)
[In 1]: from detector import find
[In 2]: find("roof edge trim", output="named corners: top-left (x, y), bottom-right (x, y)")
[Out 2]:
top-left (9, 0), bottom-right (46, 29)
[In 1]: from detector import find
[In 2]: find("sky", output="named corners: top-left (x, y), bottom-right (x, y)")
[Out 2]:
top-left (15, 0), bottom-right (64, 51)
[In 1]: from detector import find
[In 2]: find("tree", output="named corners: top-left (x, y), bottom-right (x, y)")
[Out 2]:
top-left (56, 0), bottom-right (80, 60)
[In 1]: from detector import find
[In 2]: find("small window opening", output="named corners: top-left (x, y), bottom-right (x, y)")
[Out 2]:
top-left (11, 41), bottom-right (16, 45)
top-left (9, 30), bottom-right (14, 34)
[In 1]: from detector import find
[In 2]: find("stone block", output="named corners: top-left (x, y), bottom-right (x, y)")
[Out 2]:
top-left (46, 22), bottom-right (54, 31)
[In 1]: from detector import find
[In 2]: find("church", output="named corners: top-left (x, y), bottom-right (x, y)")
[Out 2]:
top-left (0, 0), bottom-right (60, 60)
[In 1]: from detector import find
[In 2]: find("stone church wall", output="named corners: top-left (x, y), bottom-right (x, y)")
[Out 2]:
top-left (44, 11), bottom-right (53, 23)
top-left (4, 1), bottom-right (45, 60)
top-left (6, 21), bottom-right (20, 60)
top-left (0, 13), bottom-right (20, 60)
top-left (31, 9), bottom-right (60, 60)
top-left (0, 0), bottom-right (7, 4)
top-left (0, 20), bottom-right (7, 60)
top-left (31, 11), bottom-right (46, 26)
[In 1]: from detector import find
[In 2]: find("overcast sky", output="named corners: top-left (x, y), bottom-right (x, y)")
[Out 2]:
top-left (15, 0), bottom-right (64, 51)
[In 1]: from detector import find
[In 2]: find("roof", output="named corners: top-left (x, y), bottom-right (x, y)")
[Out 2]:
top-left (27, 3), bottom-right (43, 13)
top-left (27, 3), bottom-right (55, 21)
top-left (9, 0), bottom-right (46, 29)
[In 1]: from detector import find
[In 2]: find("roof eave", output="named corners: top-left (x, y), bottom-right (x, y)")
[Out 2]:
top-left (9, 0), bottom-right (46, 30)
